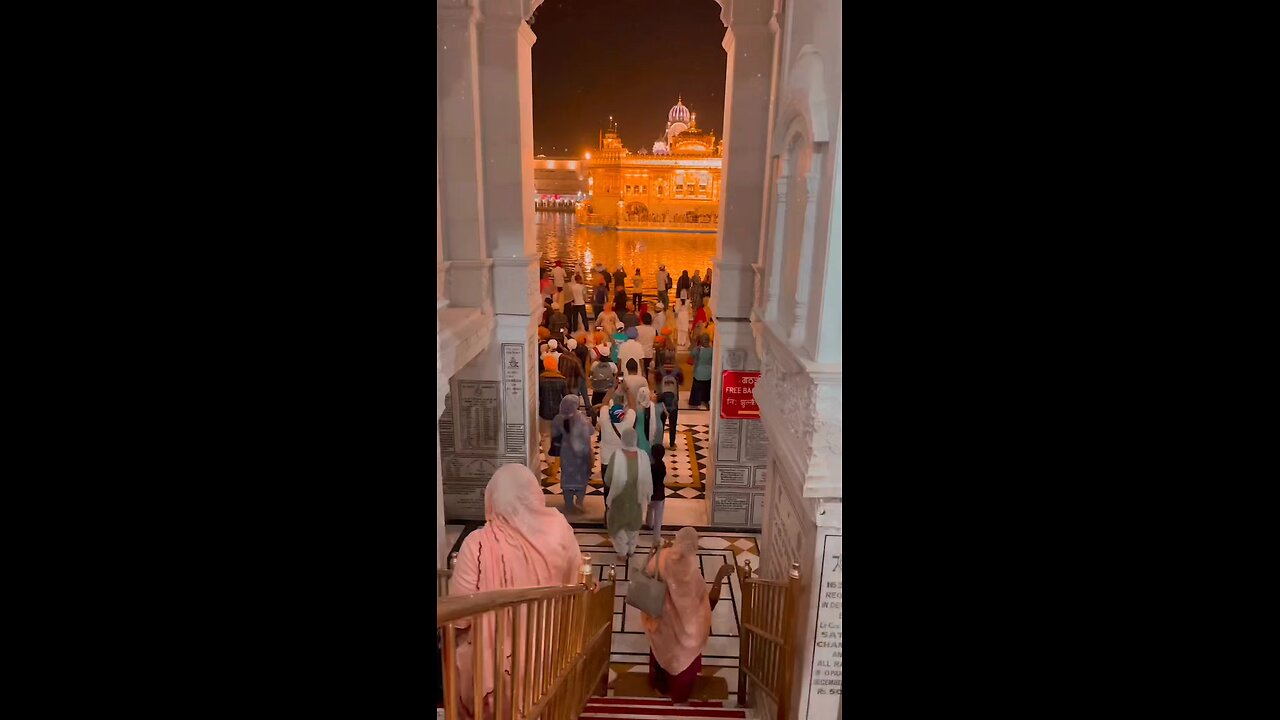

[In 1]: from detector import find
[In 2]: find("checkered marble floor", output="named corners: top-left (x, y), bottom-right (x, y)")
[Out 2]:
top-left (539, 421), bottom-right (710, 500)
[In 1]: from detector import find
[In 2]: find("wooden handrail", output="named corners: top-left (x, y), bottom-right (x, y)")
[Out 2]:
top-left (437, 556), bottom-right (616, 719)
top-left (437, 584), bottom-right (596, 625)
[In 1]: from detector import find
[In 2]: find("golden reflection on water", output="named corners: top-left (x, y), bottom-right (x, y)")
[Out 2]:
top-left (536, 212), bottom-right (716, 295)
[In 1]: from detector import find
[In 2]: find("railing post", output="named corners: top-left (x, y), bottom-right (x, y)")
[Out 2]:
top-left (599, 563), bottom-right (616, 697)
top-left (738, 558), bottom-right (753, 709)
top-left (580, 554), bottom-right (593, 587)
top-left (779, 562), bottom-right (802, 720)
top-left (448, 551), bottom-right (459, 570)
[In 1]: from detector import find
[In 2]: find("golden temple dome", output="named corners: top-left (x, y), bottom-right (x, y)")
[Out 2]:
top-left (668, 97), bottom-right (691, 125)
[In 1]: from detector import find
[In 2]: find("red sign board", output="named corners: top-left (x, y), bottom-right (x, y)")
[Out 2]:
top-left (721, 371), bottom-right (761, 419)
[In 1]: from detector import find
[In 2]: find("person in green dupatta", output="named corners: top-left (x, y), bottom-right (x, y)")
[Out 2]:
top-left (605, 426), bottom-right (653, 563)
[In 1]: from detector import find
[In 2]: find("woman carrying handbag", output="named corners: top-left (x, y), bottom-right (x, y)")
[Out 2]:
top-left (638, 527), bottom-right (718, 706)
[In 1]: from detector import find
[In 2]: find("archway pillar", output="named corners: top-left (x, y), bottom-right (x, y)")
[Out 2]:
top-left (707, 0), bottom-right (777, 528)
top-left (439, 0), bottom-right (491, 311)
top-left (478, 6), bottom-right (539, 313)
top-left (713, 18), bottom-right (774, 322)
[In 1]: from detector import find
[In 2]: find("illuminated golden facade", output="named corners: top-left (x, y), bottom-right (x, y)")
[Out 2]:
top-left (577, 99), bottom-right (723, 232)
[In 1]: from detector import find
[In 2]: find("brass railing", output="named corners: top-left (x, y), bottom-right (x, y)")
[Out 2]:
top-left (437, 555), bottom-right (616, 720)
top-left (738, 560), bottom-right (802, 720)
top-left (438, 551), bottom-right (458, 599)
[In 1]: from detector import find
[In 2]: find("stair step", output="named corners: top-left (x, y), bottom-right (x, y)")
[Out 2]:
top-left (589, 697), bottom-right (723, 708)
top-left (581, 706), bottom-right (746, 719)
top-left (578, 707), bottom-right (747, 712)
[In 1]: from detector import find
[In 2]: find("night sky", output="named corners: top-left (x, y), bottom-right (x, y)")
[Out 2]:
top-left (530, 0), bottom-right (728, 156)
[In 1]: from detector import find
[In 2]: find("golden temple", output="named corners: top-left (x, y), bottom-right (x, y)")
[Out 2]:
top-left (577, 98), bottom-right (722, 233)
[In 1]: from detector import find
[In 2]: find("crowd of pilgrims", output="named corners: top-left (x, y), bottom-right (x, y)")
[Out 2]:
top-left (442, 261), bottom-right (726, 714)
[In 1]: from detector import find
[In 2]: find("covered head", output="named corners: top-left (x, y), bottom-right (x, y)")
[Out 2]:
top-left (637, 386), bottom-right (652, 409)
top-left (618, 339), bottom-right (644, 371)
top-left (537, 326), bottom-right (550, 341)
top-left (672, 526), bottom-right (699, 554)
top-left (620, 426), bottom-right (638, 450)
top-left (566, 338), bottom-right (578, 350)
top-left (543, 355), bottom-right (559, 372)
top-left (477, 464), bottom-right (580, 586)
top-left (557, 394), bottom-right (581, 418)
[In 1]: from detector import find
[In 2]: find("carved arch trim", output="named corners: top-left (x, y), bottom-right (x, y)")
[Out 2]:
top-left (773, 44), bottom-right (830, 149)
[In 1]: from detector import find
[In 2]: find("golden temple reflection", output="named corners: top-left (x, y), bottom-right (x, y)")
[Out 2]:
top-left (535, 216), bottom-right (715, 298)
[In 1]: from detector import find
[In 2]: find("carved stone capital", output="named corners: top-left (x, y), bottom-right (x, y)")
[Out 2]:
top-left (710, 258), bottom-right (757, 320)
top-left (753, 320), bottom-right (842, 500)
top-left (491, 253), bottom-right (541, 316)
top-left (438, 0), bottom-right (479, 25)
top-left (447, 258), bottom-right (494, 312)
top-left (718, 0), bottom-right (773, 28)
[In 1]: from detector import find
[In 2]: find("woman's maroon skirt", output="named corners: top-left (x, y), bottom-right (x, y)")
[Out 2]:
top-left (649, 651), bottom-right (702, 703)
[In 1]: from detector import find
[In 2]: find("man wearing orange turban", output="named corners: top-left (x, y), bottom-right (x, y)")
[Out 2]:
top-left (537, 353), bottom-right (567, 455)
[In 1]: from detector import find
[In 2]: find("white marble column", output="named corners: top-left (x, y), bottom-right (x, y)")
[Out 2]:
top-left (478, 5), bottom-right (537, 267)
top-left (804, 101), bottom-right (842, 364)
top-left (708, 0), bottom-right (777, 527)
top-left (477, 1), bottom-right (540, 465)
top-left (438, 0), bottom-right (490, 308)
top-left (713, 0), bottom-right (775, 323)
top-left (438, 150), bottom-right (447, 311)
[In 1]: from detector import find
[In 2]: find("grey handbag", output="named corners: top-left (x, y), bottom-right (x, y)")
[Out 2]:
top-left (626, 545), bottom-right (667, 618)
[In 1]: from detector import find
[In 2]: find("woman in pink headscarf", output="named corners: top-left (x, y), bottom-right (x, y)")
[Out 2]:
top-left (449, 464), bottom-right (581, 719)
top-left (641, 527), bottom-right (713, 705)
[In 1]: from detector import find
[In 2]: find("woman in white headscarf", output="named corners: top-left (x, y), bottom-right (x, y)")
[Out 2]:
top-left (604, 426), bottom-right (652, 561)
top-left (449, 464), bottom-right (582, 719)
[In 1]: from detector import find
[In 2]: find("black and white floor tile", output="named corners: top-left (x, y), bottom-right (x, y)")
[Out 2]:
top-left (538, 422), bottom-right (710, 500)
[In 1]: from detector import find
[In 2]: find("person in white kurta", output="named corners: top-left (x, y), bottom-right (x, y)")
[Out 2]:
top-left (605, 426), bottom-right (653, 561)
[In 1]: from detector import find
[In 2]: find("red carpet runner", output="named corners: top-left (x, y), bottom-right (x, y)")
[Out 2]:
top-left (580, 695), bottom-right (749, 720)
